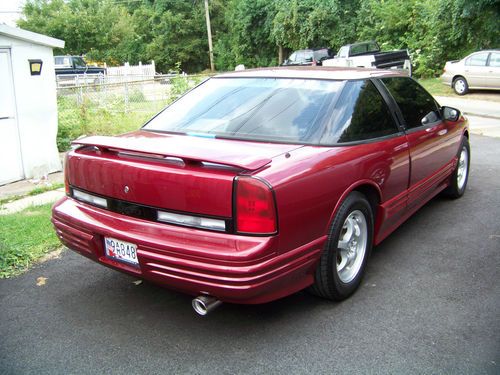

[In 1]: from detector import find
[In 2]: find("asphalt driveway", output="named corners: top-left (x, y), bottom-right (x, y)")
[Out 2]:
top-left (1, 134), bottom-right (499, 375)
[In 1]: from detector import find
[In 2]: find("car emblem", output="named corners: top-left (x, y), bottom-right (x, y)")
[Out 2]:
top-left (124, 185), bottom-right (130, 194)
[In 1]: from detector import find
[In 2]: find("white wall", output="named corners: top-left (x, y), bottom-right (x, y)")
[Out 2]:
top-left (0, 35), bottom-right (61, 179)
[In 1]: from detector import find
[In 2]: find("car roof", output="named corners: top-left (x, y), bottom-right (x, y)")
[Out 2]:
top-left (470, 50), bottom-right (500, 54)
top-left (342, 41), bottom-right (377, 48)
top-left (216, 66), bottom-right (406, 81)
top-left (292, 48), bottom-right (330, 52)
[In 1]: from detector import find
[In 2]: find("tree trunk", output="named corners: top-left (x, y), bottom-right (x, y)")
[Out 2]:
top-left (278, 45), bottom-right (283, 65)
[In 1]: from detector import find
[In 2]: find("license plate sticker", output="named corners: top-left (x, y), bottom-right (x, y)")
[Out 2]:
top-left (104, 237), bottom-right (139, 266)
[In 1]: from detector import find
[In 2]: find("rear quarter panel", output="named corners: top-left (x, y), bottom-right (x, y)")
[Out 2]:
top-left (258, 134), bottom-right (411, 254)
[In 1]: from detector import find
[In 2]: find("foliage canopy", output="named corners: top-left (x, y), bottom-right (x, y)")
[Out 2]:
top-left (18, 0), bottom-right (500, 77)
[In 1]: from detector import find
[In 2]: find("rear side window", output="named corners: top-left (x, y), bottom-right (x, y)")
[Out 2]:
top-left (320, 80), bottom-right (399, 144)
top-left (55, 57), bottom-right (71, 66)
top-left (381, 77), bottom-right (439, 129)
top-left (466, 53), bottom-right (488, 66)
top-left (489, 53), bottom-right (500, 67)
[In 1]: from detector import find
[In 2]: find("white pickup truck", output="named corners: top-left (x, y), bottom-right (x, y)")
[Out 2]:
top-left (323, 41), bottom-right (412, 75)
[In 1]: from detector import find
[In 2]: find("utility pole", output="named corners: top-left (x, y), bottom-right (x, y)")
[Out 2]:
top-left (204, 0), bottom-right (215, 72)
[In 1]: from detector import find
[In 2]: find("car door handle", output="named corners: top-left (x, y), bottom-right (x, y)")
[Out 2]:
top-left (424, 127), bottom-right (447, 136)
top-left (437, 129), bottom-right (448, 136)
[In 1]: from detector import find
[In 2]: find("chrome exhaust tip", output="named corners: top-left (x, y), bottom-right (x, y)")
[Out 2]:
top-left (192, 295), bottom-right (222, 316)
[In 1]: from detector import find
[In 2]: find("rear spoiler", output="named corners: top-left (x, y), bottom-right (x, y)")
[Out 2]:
top-left (72, 135), bottom-right (272, 171)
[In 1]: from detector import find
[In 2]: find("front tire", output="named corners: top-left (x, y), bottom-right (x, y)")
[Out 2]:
top-left (445, 137), bottom-right (470, 198)
top-left (309, 191), bottom-right (373, 301)
top-left (453, 77), bottom-right (469, 95)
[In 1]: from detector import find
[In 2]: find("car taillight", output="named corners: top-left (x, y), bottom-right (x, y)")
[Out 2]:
top-left (64, 153), bottom-right (70, 195)
top-left (234, 177), bottom-right (277, 235)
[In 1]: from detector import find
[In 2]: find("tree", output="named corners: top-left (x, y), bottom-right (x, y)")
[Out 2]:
top-left (18, 0), bottom-right (500, 76)
top-left (19, 0), bottom-right (137, 64)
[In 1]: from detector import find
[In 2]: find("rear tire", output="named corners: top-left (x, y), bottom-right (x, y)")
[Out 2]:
top-left (309, 191), bottom-right (373, 301)
top-left (453, 77), bottom-right (469, 95)
top-left (444, 137), bottom-right (470, 199)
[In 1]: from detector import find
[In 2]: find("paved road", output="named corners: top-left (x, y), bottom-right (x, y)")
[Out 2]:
top-left (1, 134), bottom-right (499, 375)
top-left (436, 94), bottom-right (500, 119)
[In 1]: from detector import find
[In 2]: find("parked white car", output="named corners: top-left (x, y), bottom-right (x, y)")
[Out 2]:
top-left (440, 50), bottom-right (500, 95)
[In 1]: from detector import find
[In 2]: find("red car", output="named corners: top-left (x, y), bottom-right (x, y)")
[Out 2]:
top-left (52, 67), bottom-right (470, 315)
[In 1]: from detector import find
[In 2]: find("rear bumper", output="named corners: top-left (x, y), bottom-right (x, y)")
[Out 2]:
top-left (440, 72), bottom-right (453, 86)
top-left (52, 197), bottom-right (324, 304)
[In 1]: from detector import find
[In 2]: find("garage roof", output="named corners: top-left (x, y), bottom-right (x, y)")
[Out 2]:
top-left (0, 23), bottom-right (64, 49)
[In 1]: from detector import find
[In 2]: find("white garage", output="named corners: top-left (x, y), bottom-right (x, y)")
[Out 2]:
top-left (0, 24), bottom-right (64, 185)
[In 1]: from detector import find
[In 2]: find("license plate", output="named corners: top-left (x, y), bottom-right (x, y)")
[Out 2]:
top-left (104, 237), bottom-right (139, 266)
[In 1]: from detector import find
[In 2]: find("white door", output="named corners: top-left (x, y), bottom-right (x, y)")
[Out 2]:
top-left (0, 49), bottom-right (24, 185)
top-left (487, 52), bottom-right (500, 88)
top-left (464, 52), bottom-right (490, 87)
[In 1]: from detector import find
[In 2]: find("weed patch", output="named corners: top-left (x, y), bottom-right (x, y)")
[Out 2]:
top-left (0, 204), bottom-right (61, 278)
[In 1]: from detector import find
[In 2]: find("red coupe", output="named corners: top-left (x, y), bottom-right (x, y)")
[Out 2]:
top-left (52, 67), bottom-right (470, 315)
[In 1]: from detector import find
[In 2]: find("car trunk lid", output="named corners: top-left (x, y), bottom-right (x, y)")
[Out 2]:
top-left (67, 130), bottom-right (300, 218)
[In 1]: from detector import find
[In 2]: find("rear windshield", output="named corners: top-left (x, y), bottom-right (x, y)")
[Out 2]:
top-left (314, 49), bottom-right (332, 60)
top-left (144, 77), bottom-right (344, 144)
top-left (350, 42), bottom-right (379, 56)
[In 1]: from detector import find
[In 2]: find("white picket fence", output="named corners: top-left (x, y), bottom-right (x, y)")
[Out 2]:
top-left (55, 61), bottom-right (157, 88)
top-left (105, 61), bottom-right (156, 83)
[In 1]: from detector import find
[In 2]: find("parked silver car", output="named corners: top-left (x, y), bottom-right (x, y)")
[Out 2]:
top-left (441, 50), bottom-right (500, 95)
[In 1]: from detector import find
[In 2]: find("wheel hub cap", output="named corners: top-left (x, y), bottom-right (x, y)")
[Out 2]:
top-left (457, 146), bottom-right (468, 190)
top-left (336, 210), bottom-right (368, 283)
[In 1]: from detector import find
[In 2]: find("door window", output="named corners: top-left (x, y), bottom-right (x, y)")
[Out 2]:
top-left (73, 57), bottom-right (86, 68)
top-left (303, 51), bottom-right (314, 63)
top-left (381, 77), bottom-right (439, 129)
top-left (321, 80), bottom-right (399, 144)
top-left (295, 51), bottom-right (305, 63)
top-left (338, 47), bottom-right (348, 58)
top-left (488, 53), bottom-right (500, 67)
top-left (466, 53), bottom-right (489, 66)
top-left (314, 49), bottom-right (332, 61)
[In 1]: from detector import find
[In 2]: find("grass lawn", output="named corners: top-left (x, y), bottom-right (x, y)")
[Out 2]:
top-left (0, 203), bottom-right (61, 278)
top-left (56, 75), bottom-right (208, 152)
top-left (57, 96), bottom-right (160, 151)
top-left (418, 77), bottom-right (455, 97)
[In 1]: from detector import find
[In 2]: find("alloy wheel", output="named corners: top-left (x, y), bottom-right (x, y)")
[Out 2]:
top-left (336, 210), bottom-right (368, 283)
top-left (457, 146), bottom-right (468, 190)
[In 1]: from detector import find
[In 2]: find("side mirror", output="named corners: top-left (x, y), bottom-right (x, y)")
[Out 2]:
top-left (442, 106), bottom-right (460, 122)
